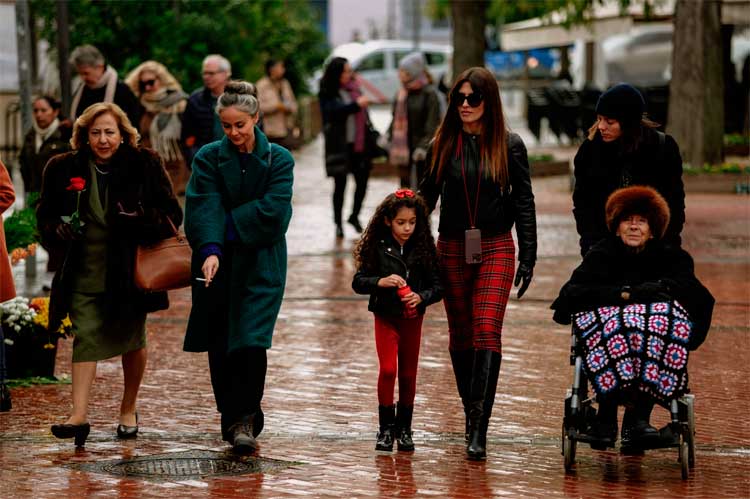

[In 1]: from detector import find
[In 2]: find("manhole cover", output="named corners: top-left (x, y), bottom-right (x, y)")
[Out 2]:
top-left (65, 450), bottom-right (298, 481)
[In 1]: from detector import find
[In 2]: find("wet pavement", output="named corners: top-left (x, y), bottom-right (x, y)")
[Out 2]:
top-left (1, 134), bottom-right (749, 498)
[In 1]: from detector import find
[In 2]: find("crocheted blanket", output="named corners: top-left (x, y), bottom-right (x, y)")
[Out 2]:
top-left (572, 300), bottom-right (693, 404)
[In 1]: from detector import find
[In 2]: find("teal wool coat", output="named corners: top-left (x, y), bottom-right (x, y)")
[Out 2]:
top-left (183, 130), bottom-right (293, 352)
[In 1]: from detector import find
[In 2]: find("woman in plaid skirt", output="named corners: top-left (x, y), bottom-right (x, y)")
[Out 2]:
top-left (420, 67), bottom-right (537, 460)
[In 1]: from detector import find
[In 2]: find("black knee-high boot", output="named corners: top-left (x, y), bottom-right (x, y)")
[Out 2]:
top-left (466, 349), bottom-right (501, 460)
top-left (449, 349), bottom-right (474, 442)
top-left (621, 397), bottom-right (658, 448)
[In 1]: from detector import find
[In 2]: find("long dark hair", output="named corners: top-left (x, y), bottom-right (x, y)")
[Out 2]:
top-left (319, 57), bottom-right (348, 99)
top-left (429, 67), bottom-right (509, 188)
top-left (353, 192), bottom-right (437, 273)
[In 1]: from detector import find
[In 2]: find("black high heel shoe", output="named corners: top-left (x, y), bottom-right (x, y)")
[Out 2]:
top-left (51, 422), bottom-right (91, 447)
top-left (117, 412), bottom-right (139, 439)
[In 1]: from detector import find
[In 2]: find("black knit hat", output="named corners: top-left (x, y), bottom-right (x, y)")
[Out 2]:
top-left (595, 83), bottom-right (645, 126)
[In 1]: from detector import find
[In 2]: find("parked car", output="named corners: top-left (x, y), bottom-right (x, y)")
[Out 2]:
top-left (310, 40), bottom-right (452, 103)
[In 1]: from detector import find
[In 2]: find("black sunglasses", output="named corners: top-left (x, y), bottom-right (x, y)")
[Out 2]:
top-left (139, 79), bottom-right (156, 91)
top-left (451, 91), bottom-right (483, 108)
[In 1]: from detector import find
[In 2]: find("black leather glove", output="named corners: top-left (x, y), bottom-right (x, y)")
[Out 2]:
top-left (514, 262), bottom-right (534, 299)
top-left (629, 281), bottom-right (671, 303)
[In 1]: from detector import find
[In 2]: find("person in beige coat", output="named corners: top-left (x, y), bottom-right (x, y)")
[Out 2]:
top-left (0, 159), bottom-right (16, 302)
top-left (256, 59), bottom-right (298, 149)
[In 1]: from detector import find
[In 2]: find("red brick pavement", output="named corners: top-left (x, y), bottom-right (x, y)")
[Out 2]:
top-left (1, 139), bottom-right (748, 498)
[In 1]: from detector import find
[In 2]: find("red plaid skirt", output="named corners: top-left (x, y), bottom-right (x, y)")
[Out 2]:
top-left (437, 232), bottom-right (516, 353)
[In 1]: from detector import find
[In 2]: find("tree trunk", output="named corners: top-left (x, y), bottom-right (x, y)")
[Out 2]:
top-left (667, 0), bottom-right (724, 168)
top-left (451, 1), bottom-right (487, 80)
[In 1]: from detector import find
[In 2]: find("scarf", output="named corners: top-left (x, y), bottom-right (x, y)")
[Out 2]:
top-left (32, 117), bottom-right (60, 153)
top-left (71, 65), bottom-right (118, 119)
top-left (141, 88), bottom-right (187, 162)
top-left (389, 75), bottom-right (429, 166)
top-left (343, 79), bottom-right (366, 153)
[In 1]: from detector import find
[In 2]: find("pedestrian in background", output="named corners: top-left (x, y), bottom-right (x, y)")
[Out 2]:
top-left (387, 52), bottom-right (442, 188)
top-left (352, 188), bottom-right (442, 453)
top-left (19, 95), bottom-right (71, 196)
top-left (69, 45), bottom-right (140, 126)
top-left (419, 67), bottom-right (537, 461)
top-left (319, 57), bottom-right (373, 238)
top-left (257, 59), bottom-right (298, 149)
top-left (125, 61), bottom-right (190, 195)
top-left (182, 54), bottom-right (231, 167)
top-left (37, 102), bottom-right (182, 447)
top-left (183, 81), bottom-right (294, 454)
top-left (573, 82), bottom-right (685, 257)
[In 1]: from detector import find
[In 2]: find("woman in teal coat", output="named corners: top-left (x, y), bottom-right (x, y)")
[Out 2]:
top-left (183, 80), bottom-right (294, 454)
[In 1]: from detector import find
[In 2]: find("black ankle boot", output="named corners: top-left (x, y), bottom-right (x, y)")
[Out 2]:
top-left (395, 403), bottom-right (414, 451)
top-left (621, 401), bottom-right (658, 450)
top-left (228, 415), bottom-right (257, 454)
top-left (347, 215), bottom-right (363, 233)
top-left (376, 404), bottom-right (396, 451)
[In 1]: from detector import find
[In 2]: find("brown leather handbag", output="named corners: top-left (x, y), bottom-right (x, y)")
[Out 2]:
top-left (134, 217), bottom-right (192, 293)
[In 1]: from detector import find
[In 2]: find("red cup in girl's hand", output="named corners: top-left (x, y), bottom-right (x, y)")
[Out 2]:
top-left (397, 285), bottom-right (418, 318)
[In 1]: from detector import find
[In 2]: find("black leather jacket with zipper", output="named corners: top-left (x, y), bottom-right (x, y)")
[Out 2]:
top-left (352, 236), bottom-right (443, 317)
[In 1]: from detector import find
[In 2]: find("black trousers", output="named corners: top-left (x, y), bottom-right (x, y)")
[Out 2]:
top-left (208, 346), bottom-right (267, 437)
top-left (332, 151), bottom-right (370, 225)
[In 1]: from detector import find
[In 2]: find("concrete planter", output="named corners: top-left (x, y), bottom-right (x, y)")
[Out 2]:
top-left (683, 172), bottom-right (750, 193)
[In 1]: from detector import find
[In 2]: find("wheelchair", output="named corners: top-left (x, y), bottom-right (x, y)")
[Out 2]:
top-left (561, 331), bottom-right (696, 480)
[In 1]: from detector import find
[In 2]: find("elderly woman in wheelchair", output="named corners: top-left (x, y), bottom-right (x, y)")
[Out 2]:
top-left (551, 186), bottom-right (714, 455)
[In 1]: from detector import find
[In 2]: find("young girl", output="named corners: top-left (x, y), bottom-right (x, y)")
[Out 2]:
top-left (352, 188), bottom-right (443, 452)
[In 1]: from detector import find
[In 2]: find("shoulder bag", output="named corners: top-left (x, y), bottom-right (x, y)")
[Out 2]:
top-left (134, 217), bottom-right (192, 293)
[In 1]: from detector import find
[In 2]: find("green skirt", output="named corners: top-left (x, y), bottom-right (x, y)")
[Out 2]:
top-left (70, 292), bottom-right (146, 362)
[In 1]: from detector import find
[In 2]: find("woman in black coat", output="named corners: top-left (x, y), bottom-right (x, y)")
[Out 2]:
top-left (37, 102), bottom-right (182, 447)
top-left (419, 67), bottom-right (537, 460)
top-left (19, 96), bottom-right (71, 195)
top-left (319, 57), bottom-right (373, 238)
top-left (552, 186), bottom-right (714, 452)
top-left (573, 83), bottom-right (685, 257)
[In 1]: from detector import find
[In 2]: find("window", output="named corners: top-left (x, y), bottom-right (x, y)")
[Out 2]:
top-left (356, 52), bottom-right (385, 71)
top-left (425, 52), bottom-right (446, 65)
top-left (394, 51), bottom-right (412, 67)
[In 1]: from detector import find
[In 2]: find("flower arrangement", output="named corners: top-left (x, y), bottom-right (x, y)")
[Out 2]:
top-left (1, 297), bottom-right (74, 349)
top-left (4, 195), bottom-right (39, 266)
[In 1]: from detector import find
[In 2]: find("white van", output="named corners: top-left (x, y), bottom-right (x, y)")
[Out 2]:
top-left (311, 40), bottom-right (452, 103)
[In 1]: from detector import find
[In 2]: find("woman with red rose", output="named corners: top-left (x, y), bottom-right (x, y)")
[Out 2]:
top-left (37, 102), bottom-right (182, 447)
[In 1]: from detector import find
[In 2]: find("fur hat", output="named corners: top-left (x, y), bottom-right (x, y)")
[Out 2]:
top-left (605, 186), bottom-right (671, 239)
top-left (595, 83), bottom-right (645, 127)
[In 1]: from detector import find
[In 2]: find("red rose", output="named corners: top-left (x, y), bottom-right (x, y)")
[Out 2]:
top-left (66, 177), bottom-right (86, 191)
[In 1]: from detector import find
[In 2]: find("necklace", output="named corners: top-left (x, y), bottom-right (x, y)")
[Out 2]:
top-left (94, 164), bottom-right (110, 175)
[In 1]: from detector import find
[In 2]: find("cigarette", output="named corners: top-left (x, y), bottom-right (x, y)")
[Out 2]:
top-left (195, 277), bottom-right (207, 281)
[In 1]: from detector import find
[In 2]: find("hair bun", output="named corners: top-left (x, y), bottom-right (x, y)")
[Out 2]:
top-left (224, 80), bottom-right (257, 97)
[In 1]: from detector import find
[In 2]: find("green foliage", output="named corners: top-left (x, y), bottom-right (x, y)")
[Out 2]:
top-left (683, 162), bottom-right (750, 175)
top-left (724, 133), bottom-right (750, 146)
top-left (31, 0), bottom-right (328, 94)
top-left (4, 205), bottom-right (38, 253)
top-left (528, 153), bottom-right (555, 163)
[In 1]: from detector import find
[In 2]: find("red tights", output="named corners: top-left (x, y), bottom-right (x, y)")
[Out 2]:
top-left (374, 314), bottom-right (423, 406)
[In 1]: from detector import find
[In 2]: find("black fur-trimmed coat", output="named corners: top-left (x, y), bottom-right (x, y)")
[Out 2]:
top-left (37, 146), bottom-right (183, 332)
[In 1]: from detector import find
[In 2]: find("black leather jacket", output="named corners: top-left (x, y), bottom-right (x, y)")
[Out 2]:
top-left (352, 236), bottom-right (443, 317)
top-left (420, 131), bottom-right (537, 266)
